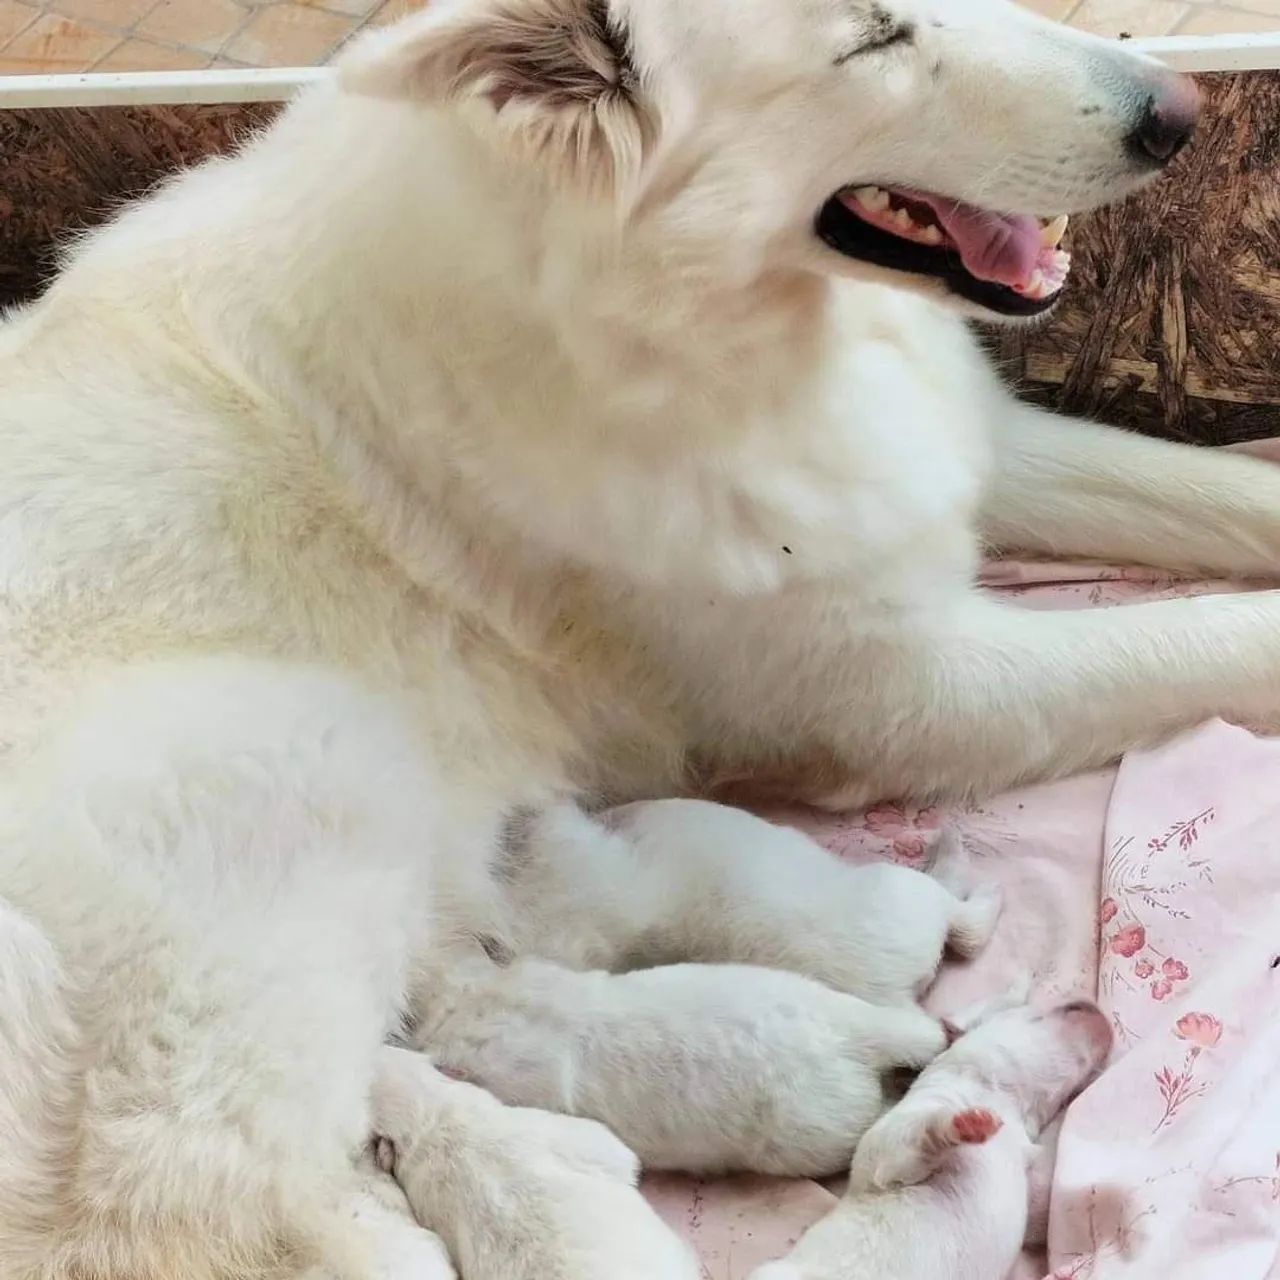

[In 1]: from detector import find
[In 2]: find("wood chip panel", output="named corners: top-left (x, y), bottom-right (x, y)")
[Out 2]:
top-left (985, 70), bottom-right (1280, 444)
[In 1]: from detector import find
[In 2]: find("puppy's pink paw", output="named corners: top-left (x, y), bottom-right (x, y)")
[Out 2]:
top-left (951, 1108), bottom-right (1002, 1144)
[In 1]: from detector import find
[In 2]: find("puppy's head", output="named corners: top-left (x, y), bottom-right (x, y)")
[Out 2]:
top-left (341, 0), bottom-right (1198, 322)
top-left (939, 998), bottom-right (1113, 1136)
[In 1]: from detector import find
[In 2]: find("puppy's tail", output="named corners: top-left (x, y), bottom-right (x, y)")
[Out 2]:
top-left (925, 826), bottom-right (970, 891)
top-left (927, 829), bottom-right (1003, 959)
top-left (947, 884), bottom-right (1004, 959)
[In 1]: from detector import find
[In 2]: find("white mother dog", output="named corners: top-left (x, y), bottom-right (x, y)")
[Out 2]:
top-left (2, 0), bottom-right (1279, 1277)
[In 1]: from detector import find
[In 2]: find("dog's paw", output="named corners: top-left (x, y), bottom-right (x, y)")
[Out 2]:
top-left (850, 1102), bottom-right (1004, 1191)
top-left (947, 1107), bottom-right (1002, 1146)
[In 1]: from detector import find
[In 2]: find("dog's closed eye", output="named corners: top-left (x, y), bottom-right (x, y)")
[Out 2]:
top-left (835, 7), bottom-right (915, 65)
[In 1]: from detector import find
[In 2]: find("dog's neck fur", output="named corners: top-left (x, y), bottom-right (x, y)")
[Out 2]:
top-left (59, 78), bottom-right (974, 610)
top-left (227, 85), bottom-right (834, 448)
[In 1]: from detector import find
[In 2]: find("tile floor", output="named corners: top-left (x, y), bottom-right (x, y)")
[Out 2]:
top-left (0, 0), bottom-right (1276, 76)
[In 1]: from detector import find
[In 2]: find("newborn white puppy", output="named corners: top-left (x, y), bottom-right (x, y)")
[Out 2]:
top-left (505, 801), bottom-right (1002, 1006)
top-left (372, 1046), bottom-right (701, 1280)
top-left (418, 954), bottom-right (950, 1176)
top-left (748, 998), bottom-right (1113, 1280)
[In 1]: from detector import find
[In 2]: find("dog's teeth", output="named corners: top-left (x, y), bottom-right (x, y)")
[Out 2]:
top-left (1025, 269), bottom-right (1046, 299)
top-left (919, 225), bottom-right (942, 245)
top-left (1040, 214), bottom-right (1069, 249)
top-left (853, 185), bottom-right (890, 212)
top-left (893, 208), bottom-right (913, 231)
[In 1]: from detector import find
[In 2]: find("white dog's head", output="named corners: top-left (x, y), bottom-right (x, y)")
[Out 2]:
top-left (343, 0), bottom-right (1198, 322)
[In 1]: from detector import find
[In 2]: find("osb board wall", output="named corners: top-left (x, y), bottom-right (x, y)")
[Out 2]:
top-left (0, 101), bottom-right (280, 308)
top-left (987, 70), bottom-right (1280, 445)
top-left (1, 71), bottom-right (1278, 444)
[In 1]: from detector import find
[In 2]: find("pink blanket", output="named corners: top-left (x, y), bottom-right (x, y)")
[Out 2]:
top-left (644, 440), bottom-right (1280, 1280)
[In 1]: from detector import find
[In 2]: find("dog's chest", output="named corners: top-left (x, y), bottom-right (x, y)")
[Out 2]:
top-left (640, 307), bottom-right (997, 597)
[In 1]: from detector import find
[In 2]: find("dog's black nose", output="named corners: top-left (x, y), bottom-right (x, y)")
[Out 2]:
top-left (1126, 77), bottom-right (1200, 166)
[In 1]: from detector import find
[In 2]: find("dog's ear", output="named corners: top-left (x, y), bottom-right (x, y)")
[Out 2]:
top-left (341, 0), bottom-right (651, 191)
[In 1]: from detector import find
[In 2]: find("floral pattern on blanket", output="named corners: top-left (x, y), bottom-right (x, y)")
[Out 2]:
top-left (642, 521), bottom-right (1280, 1279)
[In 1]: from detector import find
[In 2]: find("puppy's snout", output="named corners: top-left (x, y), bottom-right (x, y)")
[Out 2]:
top-left (1126, 74), bottom-right (1200, 167)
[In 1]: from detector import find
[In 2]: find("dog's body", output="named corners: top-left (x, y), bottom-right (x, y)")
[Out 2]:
top-left (3, 0), bottom-right (1280, 1274)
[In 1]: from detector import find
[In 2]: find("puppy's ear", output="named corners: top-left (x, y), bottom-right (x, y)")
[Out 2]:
top-left (341, 0), bottom-right (651, 191)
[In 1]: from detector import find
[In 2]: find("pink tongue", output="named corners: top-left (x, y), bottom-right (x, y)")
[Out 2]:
top-left (926, 198), bottom-right (1041, 288)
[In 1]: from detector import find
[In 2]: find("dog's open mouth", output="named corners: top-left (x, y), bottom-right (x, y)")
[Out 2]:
top-left (817, 185), bottom-right (1071, 317)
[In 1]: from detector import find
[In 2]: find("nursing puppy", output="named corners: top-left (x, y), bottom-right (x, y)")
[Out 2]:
top-left (370, 1047), bottom-right (702, 1280)
top-left (418, 953), bottom-right (951, 1176)
top-left (748, 1000), bottom-right (1113, 1280)
top-left (501, 803), bottom-right (1002, 1006)
top-left (2, 0), bottom-right (1277, 1275)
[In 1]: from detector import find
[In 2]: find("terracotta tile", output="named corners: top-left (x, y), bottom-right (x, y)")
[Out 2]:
top-left (1177, 5), bottom-right (1280, 31)
top-left (371, 0), bottom-right (427, 25)
top-left (0, 0), bottom-right (39, 47)
top-left (297, 0), bottom-right (384, 16)
top-left (137, 0), bottom-right (246, 54)
top-left (47, 0), bottom-right (159, 31)
top-left (93, 35), bottom-right (211, 69)
top-left (1017, 0), bottom-right (1080, 19)
top-left (223, 3), bottom-right (356, 65)
top-left (1182, 0), bottom-right (1280, 19)
top-left (0, 12), bottom-right (120, 73)
top-left (237, 0), bottom-right (384, 9)
top-left (1068, 0), bottom-right (1190, 35)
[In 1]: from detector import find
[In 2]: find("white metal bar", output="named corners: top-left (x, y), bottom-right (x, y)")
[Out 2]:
top-left (0, 66), bottom-right (324, 109)
top-left (0, 33), bottom-right (1278, 111)
top-left (1131, 31), bottom-right (1280, 72)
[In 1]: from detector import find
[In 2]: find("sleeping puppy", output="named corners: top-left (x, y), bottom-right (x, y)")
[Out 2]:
top-left (415, 952), bottom-right (951, 1177)
top-left (501, 801), bottom-right (1003, 1007)
top-left (370, 1046), bottom-right (702, 1280)
top-left (747, 998), bottom-right (1112, 1280)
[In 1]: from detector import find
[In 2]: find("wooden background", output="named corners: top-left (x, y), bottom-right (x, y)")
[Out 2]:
top-left (2, 71), bottom-right (1279, 444)
top-left (986, 70), bottom-right (1280, 445)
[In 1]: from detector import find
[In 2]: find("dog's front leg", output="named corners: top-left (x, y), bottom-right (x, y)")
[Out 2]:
top-left (724, 587), bottom-right (1280, 806)
top-left (371, 1046), bottom-right (700, 1280)
top-left (983, 402), bottom-right (1280, 575)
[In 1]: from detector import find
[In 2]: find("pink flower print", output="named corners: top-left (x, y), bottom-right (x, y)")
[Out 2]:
top-left (892, 832), bottom-right (928, 863)
top-left (1154, 1062), bottom-right (1207, 1132)
top-left (1148, 808), bottom-right (1215, 854)
top-left (1151, 978), bottom-right (1174, 1001)
top-left (1175, 1012), bottom-right (1223, 1049)
top-left (863, 805), bottom-right (906, 836)
top-left (1134, 959), bottom-right (1154, 979)
top-left (1162, 958), bottom-right (1189, 982)
top-left (1100, 898), bottom-right (1118, 925)
top-left (1110, 924), bottom-right (1146, 958)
